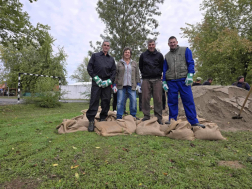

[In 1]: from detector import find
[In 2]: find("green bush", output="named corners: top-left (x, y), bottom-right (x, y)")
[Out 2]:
top-left (33, 91), bottom-right (61, 108)
top-left (23, 78), bottom-right (62, 108)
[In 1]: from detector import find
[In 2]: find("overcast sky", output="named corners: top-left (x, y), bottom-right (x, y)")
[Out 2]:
top-left (20, 0), bottom-right (204, 84)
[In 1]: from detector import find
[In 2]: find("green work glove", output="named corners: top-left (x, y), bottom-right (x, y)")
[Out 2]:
top-left (93, 76), bottom-right (103, 87)
top-left (185, 73), bottom-right (194, 86)
top-left (101, 79), bottom-right (112, 88)
top-left (162, 81), bottom-right (168, 92)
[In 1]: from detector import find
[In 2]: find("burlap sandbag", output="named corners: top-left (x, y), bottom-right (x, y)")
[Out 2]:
top-left (122, 115), bottom-right (137, 133)
top-left (136, 117), bottom-right (165, 136)
top-left (192, 123), bottom-right (226, 140)
top-left (162, 115), bottom-right (169, 124)
top-left (106, 111), bottom-right (117, 121)
top-left (80, 109), bottom-right (88, 121)
top-left (135, 119), bottom-right (142, 126)
top-left (167, 121), bottom-right (195, 140)
top-left (164, 119), bottom-right (179, 135)
top-left (81, 108), bottom-right (116, 121)
top-left (94, 119), bottom-right (131, 136)
top-left (57, 119), bottom-right (89, 134)
top-left (197, 117), bottom-right (207, 123)
top-left (160, 119), bottom-right (183, 133)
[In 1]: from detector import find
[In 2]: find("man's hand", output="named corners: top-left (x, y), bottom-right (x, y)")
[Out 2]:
top-left (93, 76), bottom-right (102, 87)
top-left (112, 84), bottom-right (118, 93)
top-left (136, 83), bottom-right (141, 93)
top-left (162, 81), bottom-right (168, 92)
top-left (101, 79), bottom-right (112, 88)
top-left (185, 73), bottom-right (194, 86)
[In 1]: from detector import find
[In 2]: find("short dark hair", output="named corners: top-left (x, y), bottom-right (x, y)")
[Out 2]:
top-left (168, 36), bottom-right (177, 41)
top-left (237, 76), bottom-right (244, 81)
top-left (122, 47), bottom-right (132, 58)
top-left (207, 77), bottom-right (213, 81)
top-left (147, 39), bottom-right (156, 45)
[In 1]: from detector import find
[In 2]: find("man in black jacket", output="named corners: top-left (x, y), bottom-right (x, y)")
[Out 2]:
top-left (86, 40), bottom-right (116, 132)
top-left (192, 77), bottom-right (202, 86)
top-left (139, 39), bottom-right (164, 124)
top-left (203, 78), bottom-right (213, 85)
top-left (232, 76), bottom-right (250, 91)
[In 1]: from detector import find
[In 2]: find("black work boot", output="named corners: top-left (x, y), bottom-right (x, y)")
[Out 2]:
top-left (88, 121), bottom-right (95, 132)
top-left (191, 123), bottom-right (205, 128)
top-left (134, 117), bottom-right (140, 120)
top-left (165, 121), bottom-right (170, 124)
top-left (142, 117), bottom-right (150, 122)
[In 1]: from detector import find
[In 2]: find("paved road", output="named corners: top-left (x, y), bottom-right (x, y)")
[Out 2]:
top-left (0, 98), bottom-right (88, 105)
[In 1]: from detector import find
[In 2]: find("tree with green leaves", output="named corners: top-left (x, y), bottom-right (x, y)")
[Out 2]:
top-left (0, 32), bottom-right (67, 89)
top-left (0, 0), bottom-right (67, 88)
top-left (70, 57), bottom-right (91, 82)
top-left (0, 0), bottom-right (50, 50)
top-left (181, 0), bottom-right (252, 85)
top-left (89, 0), bottom-right (164, 61)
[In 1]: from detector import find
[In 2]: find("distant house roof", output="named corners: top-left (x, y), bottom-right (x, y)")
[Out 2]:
top-left (68, 82), bottom-right (92, 85)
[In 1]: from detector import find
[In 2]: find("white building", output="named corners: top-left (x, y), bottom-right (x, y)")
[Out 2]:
top-left (61, 82), bottom-right (91, 99)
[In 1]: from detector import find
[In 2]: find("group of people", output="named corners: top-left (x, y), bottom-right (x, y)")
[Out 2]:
top-left (85, 36), bottom-right (250, 132)
top-left (192, 76), bottom-right (250, 92)
top-left (192, 77), bottom-right (213, 86)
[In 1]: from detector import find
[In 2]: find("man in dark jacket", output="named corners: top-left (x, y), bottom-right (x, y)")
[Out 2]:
top-left (139, 39), bottom-right (164, 124)
top-left (86, 40), bottom-right (116, 132)
top-left (192, 77), bottom-right (202, 86)
top-left (232, 76), bottom-right (250, 91)
top-left (203, 78), bottom-right (213, 85)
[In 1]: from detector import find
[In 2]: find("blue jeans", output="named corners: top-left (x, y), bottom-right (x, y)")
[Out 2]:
top-left (117, 86), bottom-right (137, 119)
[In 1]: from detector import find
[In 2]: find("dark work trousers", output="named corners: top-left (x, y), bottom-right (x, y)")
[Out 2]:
top-left (142, 79), bottom-right (162, 122)
top-left (162, 89), bottom-right (166, 110)
top-left (138, 92), bottom-right (142, 111)
top-left (86, 81), bottom-right (111, 121)
top-left (113, 92), bottom-right (117, 111)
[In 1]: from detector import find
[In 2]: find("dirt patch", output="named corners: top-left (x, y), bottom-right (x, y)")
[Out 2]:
top-left (178, 86), bottom-right (252, 131)
top-left (1, 178), bottom-right (40, 189)
top-left (218, 161), bottom-right (245, 169)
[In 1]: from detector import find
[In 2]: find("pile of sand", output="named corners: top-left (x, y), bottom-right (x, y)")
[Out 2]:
top-left (178, 86), bottom-right (252, 131)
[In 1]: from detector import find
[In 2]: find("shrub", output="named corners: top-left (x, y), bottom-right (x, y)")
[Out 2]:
top-left (23, 78), bottom-right (63, 108)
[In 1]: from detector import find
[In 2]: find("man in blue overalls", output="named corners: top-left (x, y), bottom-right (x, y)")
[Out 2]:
top-left (162, 36), bottom-right (205, 128)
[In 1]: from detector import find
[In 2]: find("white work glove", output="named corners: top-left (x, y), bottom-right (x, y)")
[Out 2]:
top-left (93, 76), bottom-right (102, 87)
top-left (162, 81), bottom-right (168, 92)
top-left (112, 85), bottom-right (118, 93)
top-left (136, 83), bottom-right (141, 93)
top-left (185, 73), bottom-right (194, 86)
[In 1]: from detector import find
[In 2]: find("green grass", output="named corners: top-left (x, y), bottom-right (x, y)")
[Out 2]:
top-left (0, 96), bottom-right (17, 99)
top-left (0, 102), bottom-right (252, 188)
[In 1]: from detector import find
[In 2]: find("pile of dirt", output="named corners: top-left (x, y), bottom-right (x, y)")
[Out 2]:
top-left (178, 86), bottom-right (252, 131)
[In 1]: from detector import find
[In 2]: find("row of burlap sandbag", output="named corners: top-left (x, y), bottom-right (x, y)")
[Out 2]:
top-left (159, 118), bottom-right (226, 140)
top-left (56, 108), bottom-right (117, 134)
top-left (136, 117), bottom-right (194, 140)
top-left (57, 107), bottom-right (226, 140)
